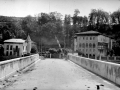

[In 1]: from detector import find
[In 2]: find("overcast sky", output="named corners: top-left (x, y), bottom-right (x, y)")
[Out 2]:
top-left (0, 0), bottom-right (120, 17)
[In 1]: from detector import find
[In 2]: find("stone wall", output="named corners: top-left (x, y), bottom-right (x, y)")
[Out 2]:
top-left (68, 54), bottom-right (120, 86)
top-left (0, 54), bottom-right (39, 81)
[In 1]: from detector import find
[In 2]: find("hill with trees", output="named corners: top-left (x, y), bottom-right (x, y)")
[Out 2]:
top-left (0, 8), bottom-right (120, 55)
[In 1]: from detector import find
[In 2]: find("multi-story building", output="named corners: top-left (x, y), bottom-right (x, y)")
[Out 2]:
top-left (74, 31), bottom-right (114, 58)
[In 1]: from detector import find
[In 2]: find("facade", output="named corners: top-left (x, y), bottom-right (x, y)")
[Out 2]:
top-left (4, 39), bottom-right (27, 56)
top-left (74, 31), bottom-right (114, 58)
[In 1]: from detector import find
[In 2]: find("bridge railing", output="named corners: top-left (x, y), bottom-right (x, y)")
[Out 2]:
top-left (68, 53), bottom-right (120, 86)
top-left (0, 54), bottom-right (39, 81)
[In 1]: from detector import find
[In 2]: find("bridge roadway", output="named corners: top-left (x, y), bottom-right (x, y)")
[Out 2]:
top-left (4, 59), bottom-right (120, 90)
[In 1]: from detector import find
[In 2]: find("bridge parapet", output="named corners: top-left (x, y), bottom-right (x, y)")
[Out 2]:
top-left (0, 54), bottom-right (39, 81)
top-left (68, 54), bottom-right (120, 86)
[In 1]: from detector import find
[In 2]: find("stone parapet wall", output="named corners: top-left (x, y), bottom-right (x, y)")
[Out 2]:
top-left (68, 54), bottom-right (120, 86)
top-left (0, 54), bottom-right (39, 81)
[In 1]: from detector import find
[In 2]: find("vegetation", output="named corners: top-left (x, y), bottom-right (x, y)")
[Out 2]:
top-left (0, 8), bottom-right (120, 55)
top-left (31, 46), bottom-right (38, 54)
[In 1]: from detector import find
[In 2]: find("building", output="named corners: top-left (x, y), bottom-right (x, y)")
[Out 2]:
top-left (4, 39), bottom-right (27, 56)
top-left (3, 35), bottom-right (37, 57)
top-left (74, 31), bottom-right (114, 58)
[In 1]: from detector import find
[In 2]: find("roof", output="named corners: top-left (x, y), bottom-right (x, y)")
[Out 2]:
top-left (75, 30), bottom-right (114, 40)
top-left (4, 39), bottom-right (25, 43)
top-left (75, 31), bottom-right (100, 35)
top-left (26, 35), bottom-right (31, 42)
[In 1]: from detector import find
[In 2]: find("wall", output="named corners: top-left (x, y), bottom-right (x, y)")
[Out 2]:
top-left (68, 54), bottom-right (120, 86)
top-left (0, 54), bottom-right (39, 81)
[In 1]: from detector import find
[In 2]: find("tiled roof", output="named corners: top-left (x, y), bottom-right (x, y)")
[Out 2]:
top-left (76, 31), bottom-right (100, 35)
top-left (4, 39), bottom-right (25, 43)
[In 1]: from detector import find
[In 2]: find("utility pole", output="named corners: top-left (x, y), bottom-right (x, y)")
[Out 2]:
top-left (63, 25), bottom-right (66, 49)
top-left (55, 35), bottom-right (64, 57)
top-left (41, 38), bottom-right (42, 54)
top-left (39, 41), bottom-right (40, 53)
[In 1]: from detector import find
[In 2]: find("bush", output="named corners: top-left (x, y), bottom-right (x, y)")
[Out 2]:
top-left (31, 46), bottom-right (38, 54)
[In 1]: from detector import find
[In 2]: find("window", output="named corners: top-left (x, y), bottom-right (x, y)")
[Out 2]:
top-left (82, 43), bottom-right (85, 48)
top-left (89, 54), bottom-right (92, 57)
top-left (10, 51), bottom-right (12, 55)
top-left (79, 43), bottom-right (81, 47)
top-left (7, 45), bottom-right (9, 50)
top-left (93, 37), bottom-right (95, 40)
top-left (83, 49), bottom-right (84, 52)
top-left (86, 54), bottom-right (88, 57)
top-left (79, 37), bottom-right (81, 40)
top-left (86, 43), bottom-right (88, 48)
top-left (89, 43), bottom-right (92, 48)
top-left (86, 37), bottom-right (88, 40)
top-left (83, 37), bottom-right (84, 40)
top-left (90, 37), bottom-right (92, 40)
top-left (10, 45), bottom-right (12, 50)
top-left (16, 46), bottom-right (18, 50)
top-left (6, 51), bottom-right (9, 56)
top-left (86, 49), bottom-right (88, 52)
top-left (93, 43), bottom-right (95, 48)
top-left (90, 49), bottom-right (91, 52)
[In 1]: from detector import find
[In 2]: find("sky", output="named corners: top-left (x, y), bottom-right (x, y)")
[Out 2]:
top-left (0, 0), bottom-right (120, 17)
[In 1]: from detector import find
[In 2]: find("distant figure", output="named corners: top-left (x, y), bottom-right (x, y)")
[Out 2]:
top-left (96, 85), bottom-right (100, 90)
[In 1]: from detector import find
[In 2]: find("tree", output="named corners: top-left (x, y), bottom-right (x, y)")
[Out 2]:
top-left (64, 14), bottom-right (72, 48)
top-left (49, 12), bottom-right (62, 22)
top-left (110, 9), bottom-right (120, 41)
top-left (88, 9), bottom-right (110, 33)
top-left (111, 9), bottom-right (120, 24)
top-left (31, 46), bottom-right (38, 54)
top-left (64, 15), bottom-right (71, 25)
top-left (38, 13), bottom-right (50, 26)
top-left (74, 9), bottom-right (80, 16)
top-left (72, 9), bottom-right (80, 25)
top-left (112, 41), bottom-right (120, 56)
top-left (72, 9), bottom-right (81, 36)
top-left (0, 16), bottom-right (20, 41)
top-left (36, 12), bottom-right (64, 48)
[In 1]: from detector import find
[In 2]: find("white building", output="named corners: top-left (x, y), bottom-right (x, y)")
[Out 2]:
top-left (4, 39), bottom-right (27, 56)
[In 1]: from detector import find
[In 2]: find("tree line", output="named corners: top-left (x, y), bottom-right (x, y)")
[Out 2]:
top-left (0, 8), bottom-right (120, 55)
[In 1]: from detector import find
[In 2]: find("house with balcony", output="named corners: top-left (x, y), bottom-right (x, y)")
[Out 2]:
top-left (74, 31), bottom-right (114, 58)
top-left (3, 35), bottom-right (33, 57)
top-left (4, 39), bottom-right (27, 56)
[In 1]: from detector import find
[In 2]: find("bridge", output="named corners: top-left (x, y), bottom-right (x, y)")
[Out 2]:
top-left (0, 54), bottom-right (120, 90)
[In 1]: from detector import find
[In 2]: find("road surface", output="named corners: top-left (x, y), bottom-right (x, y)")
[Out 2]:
top-left (3, 59), bottom-right (120, 90)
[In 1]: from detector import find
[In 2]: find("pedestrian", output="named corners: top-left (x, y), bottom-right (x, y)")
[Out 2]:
top-left (96, 85), bottom-right (100, 90)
